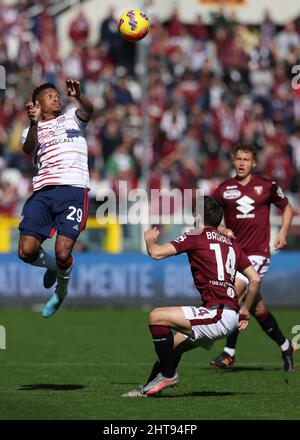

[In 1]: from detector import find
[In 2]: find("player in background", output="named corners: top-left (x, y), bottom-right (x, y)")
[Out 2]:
top-left (122, 197), bottom-right (260, 397)
top-left (18, 80), bottom-right (94, 318)
top-left (211, 143), bottom-right (295, 371)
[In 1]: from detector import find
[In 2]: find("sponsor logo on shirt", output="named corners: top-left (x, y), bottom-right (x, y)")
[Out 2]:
top-left (223, 189), bottom-right (241, 200)
top-left (227, 287), bottom-right (235, 298)
top-left (210, 280), bottom-right (231, 287)
top-left (174, 234), bottom-right (187, 243)
top-left (236, 195), bottom-right (255, 218)
top-left (254, 186), bottom-right (263, 196)
top-left (277, 186), bottom-right (285, 199)
top-left (57, 116), bottom-right (65, 124)
top-left (226, 185), bottom-right (238, 189)
top-left (46, 137), bottom-right (75, 147)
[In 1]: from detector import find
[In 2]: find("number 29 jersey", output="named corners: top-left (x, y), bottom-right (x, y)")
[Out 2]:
top-left (171, 227), bottom-right (251, 311)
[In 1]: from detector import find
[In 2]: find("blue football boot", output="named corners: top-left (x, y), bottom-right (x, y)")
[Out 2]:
top-left (42, 293), bottom-right (64, 318)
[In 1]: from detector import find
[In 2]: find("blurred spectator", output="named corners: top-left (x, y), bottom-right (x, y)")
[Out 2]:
top-left (100, 118), bottom-right (123, 163)
top-left (275, 22), bottom-right (300, 61)
top-left (99, 7), bottom-right (125, 65)
top-left (69, 7), bottom-right (90, 47)
top-left (260, 9), bottom-right (276, 45)
top-left (0, 168), bottom-right (21, 217)
top-left (289, 125), bottom-right (300, 172)
top-left (167, 9), bottom-right (184, 37)
top-left (106, 141), bottom-right (137, 195)
top-left (263, 143), bottom-right (294, 191)
top-left (115, 78), bottom-right (134, 106)
top-left (0, 2), bottom-right (300, 223)
top-left (160, 103), bottom-right (187, 141)
top-left (191, 15), bottom-right (209, 41)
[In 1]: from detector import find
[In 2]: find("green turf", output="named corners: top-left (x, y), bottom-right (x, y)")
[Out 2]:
top-left (0, 307), bottom-right (299, 420)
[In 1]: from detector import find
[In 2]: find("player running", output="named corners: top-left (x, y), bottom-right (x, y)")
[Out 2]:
top-left (122, 196), bottom-right (260, 397)
top-left (211, 143), bottom-right (295, 371)
top-left (19, 80), bottom-right (94, 318)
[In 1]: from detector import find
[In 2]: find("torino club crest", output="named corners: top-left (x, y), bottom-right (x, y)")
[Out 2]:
top-left (254, 186), bottom-right (263, 196)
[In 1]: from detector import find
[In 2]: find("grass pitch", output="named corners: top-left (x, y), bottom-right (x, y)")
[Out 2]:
top-left (0, 307), bottom-right (299, 420)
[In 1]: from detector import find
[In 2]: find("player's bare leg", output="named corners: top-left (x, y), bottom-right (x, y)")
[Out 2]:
top-left (42, 235), bottom-right (75, 318)
top-left (211, 278), bottom-right (246, 368)
top-left (18, 235), bottom-right (57, 289)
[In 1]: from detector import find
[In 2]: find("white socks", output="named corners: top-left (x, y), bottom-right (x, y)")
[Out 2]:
top-left (56, 263), bottom-right (74, 300)
top-left (224, 347), bottom-right (236, 357)
top-left (224, 340), bottom-right (290, 355)
top-left (31, 248), bottom-right (57, 271)
top-left (280, 339), bottom-right (290, 352)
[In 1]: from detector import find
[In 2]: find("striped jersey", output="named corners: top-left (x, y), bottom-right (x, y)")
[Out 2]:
top-left (21, 107), bottom-right (90, 191)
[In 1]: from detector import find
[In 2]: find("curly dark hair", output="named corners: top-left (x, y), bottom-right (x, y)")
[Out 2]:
top-left (32, 83), bottom-right (57, 104)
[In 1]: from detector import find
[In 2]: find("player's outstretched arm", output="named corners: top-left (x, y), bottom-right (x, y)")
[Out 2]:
top-left (66, 79), bottom-right (94, 123)
top-left (144, 227), bottom-right (177, 260)
top-left (238, 265), bottom-right (260, 331)
top-left (23, 101), bottom-right (41, 156)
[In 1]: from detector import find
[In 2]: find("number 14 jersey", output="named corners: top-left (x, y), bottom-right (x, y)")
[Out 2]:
top-left (171, 227), bottom-right (251, 311)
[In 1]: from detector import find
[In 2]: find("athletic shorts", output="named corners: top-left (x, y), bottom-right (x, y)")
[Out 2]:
top-left (19, 185), bottom-right (89, 242)
top-left (181, 305), bottom-right (239, 349)
top-left (236, 255), bottom-right (270, 284)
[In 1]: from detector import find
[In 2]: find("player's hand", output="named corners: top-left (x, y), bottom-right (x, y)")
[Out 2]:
top-left (66, 79), bottom-right (81, 98)
top-left (25, 101), bottom-right (41, 123)
top-left (218, 226), bottom-right (236, 240)
top-left (274, 230), bottom-right (287, 250)
top-left (144, 227), bottom-right (160, 243)
top-left (238, 306), bottom-right (250, 331)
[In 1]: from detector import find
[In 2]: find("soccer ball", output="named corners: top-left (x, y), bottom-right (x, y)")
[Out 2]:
top-left (118, 9), bottom-right (150, 42)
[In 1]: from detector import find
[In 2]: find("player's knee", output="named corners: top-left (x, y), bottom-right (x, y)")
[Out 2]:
top-left (55, 250), bottom-right (72, 265)
top-left (148, 308), bottom-right (164, 325)
top-left (254, 301), bottom-right (267, 317)
top-left (18, 245), bottom-right (37, 263)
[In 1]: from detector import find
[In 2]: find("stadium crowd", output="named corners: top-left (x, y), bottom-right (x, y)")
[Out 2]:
top-left (0, 1), bottom-right (300, 219)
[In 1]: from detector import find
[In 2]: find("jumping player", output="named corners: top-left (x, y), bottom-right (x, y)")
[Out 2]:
top-left (211, 143), bottom-right (295, 371)
top-left (122, 196), bottom-right (260, 397)
top-left (19, 80), bottom-right (94, 318)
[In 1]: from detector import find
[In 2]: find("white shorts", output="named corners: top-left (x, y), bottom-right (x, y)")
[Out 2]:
top-left (181, 305), bottom-right (239, 349)
top-left (236, 255), bottom-right (270, 285)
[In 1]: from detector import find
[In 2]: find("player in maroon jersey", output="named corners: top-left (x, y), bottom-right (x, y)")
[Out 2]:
top-left (122, 197), bottom-right (260, 397)
top-left (211, 143), bottom-right (295, 372)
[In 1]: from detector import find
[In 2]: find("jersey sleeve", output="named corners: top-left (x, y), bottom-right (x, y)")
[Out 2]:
top-left (69, 107), bottom-right (88, 131)
top-left (213, 185), bottom-right (223, 205)
top-left (170, 232), bottom-right (196, 254)
top-left (21, 127), bottom-right (30, 145)
top-left (270, 181), bottom-right (289, 211)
